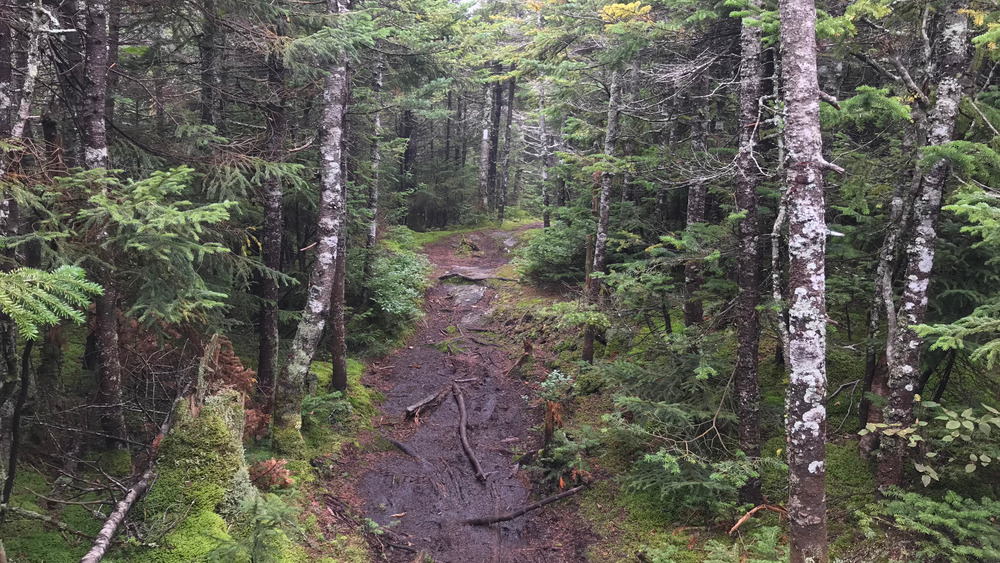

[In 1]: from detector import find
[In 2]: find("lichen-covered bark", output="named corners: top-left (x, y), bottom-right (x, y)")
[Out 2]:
top-left (880, 0), bottom-right (969, 489)
top-left (538, 83), bottom-right (552, 228)
top-left (363, 60), bottom-right (383, 287)
top-left (497, 75), bottom-right (516, 222)
top-left (83, 0), bottom-right (109, 170)
top-left (0, 18), bottom-right (12, 139)
top-left (272, 0), bottom-right (349, 449)
top-left (257, 50), bottom-right (287, 397)
top-left (487, 63), bottom-right (503, 211)
top-left (779, 0), bottom-right (829, 557)
top-left (583, 70), bottom-right (620, 364)
top-left (478, 81), bottom-right (491, 210)
top-left (735, 8), bottom-right (764, 506)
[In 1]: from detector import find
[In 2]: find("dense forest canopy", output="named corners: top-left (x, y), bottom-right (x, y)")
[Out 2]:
top-left (2, 0), bottom-right (1000, 560)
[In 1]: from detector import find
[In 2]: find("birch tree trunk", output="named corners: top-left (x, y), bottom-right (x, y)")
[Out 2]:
top-left (497, 75), bottom-right (516, 223)
top-left (779, 0), bottom-right (830, 556)
top-left (272, 0), bottom-right (349, 452)
top-left (487, 63), bottom-right (503, 212)
top-left (478, 81), bottom-right (491, 210)
top-left (329, 69), bottom-right (352, 393)
top-left (735, 6), bottom-right (764, 506)
top-left (363, 59), bottom-right (384, 288)
top-left (879, 0), bottom-right (969, 489)
top-left (582, 70), bottom-right (620, 364)
top-left (538, 82), bottom-right (552, 229)
top-left (257, 49), bottom-right (287, 398)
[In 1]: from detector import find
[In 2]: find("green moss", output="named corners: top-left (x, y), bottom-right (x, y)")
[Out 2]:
top-left (145, 390), bottom-right (249, 517)
top-left (0, 517), bottom-right (88, 562)
top-left (146, 509), bottom-right (235, 563)
top-left (272, 423), bottom-right (308, 459)
top-left (99, 448), bottom-right (133, 477)
top-left (578, 480), bottom-right (707, 562)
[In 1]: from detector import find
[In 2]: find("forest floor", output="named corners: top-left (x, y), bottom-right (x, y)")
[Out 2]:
top-left (320, 223), bottom-right (594, 563)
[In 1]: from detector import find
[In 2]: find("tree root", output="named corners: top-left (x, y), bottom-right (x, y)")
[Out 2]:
top-left (452, 383), bottom-right (486, 482)
top-left (464, 485), bottom-right (587, 525)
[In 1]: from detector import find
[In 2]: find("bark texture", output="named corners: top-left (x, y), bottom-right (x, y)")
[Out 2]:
top-left (582, 70), bottom-right (620, 364)
top-left (257, 49), bottom-right (287, 398)
top-left (879, 0), bottom-right (969, 489)
top-left (735, 7), bottom-right (764, 506)
top-left (272, 0), bottom-right (349, 449)
top-left (779, 0), bottom-right (829, 557)
top-left (683, 73), bottom-right (709, 327)
top-left (497, 74), bottom-right (516, 222)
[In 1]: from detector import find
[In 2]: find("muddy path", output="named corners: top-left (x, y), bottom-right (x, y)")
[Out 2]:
top-left (329, 224), bottom-right (590, 563)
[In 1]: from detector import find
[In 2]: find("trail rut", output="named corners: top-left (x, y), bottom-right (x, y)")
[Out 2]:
top-left (329, 225), bottom-right (591, 563)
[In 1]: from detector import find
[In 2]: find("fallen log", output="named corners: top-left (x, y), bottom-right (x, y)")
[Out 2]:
top-left (405, 385), bottom-right (452, 418)
top-left (452, 383), bottom-right (486, 482)
top-left (464, 485), bottom-right (587, 525)
top-left (79, 384), bottom-right (189, 563)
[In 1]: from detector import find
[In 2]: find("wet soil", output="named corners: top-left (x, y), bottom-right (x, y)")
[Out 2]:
top-left (328, 225), bottom-right (592, 563)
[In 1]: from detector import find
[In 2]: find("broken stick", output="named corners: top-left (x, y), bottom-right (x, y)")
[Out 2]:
top-left (464, 485), bottom-right (587, 525)
top-left (452, 382), bottom-right (486, 482)
top-left (405, 385), bottom-right (452, 418)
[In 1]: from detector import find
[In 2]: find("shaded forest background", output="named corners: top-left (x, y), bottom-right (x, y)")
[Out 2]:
top-left (3, 0), bottom-right (1000, 560)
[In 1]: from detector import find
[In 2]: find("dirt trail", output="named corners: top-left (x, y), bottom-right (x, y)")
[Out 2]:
top-left (333, 224), bottom-right (590, 563)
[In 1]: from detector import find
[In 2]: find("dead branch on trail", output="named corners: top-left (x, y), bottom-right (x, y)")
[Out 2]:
top-left (405, 385), bottom-right (452, 418)
top-left (452, 383), bottom-right (487, 482)
top-left (464, 485), bottom-right (587, 525)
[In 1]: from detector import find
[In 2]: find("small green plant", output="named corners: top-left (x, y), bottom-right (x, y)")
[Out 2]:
top-left (207, 494), bottom-right (302, 563)
top-left (302, 391), bottom-right (353, 426)
top-left (859, 489), bottom-right (1000, 562)
top-left (528, 428), bottom-right (599, 489)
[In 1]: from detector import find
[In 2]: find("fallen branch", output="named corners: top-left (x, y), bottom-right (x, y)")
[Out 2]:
top-left (452, 383), bottom-right (486, 482)
top-left (79, 384), bottom-right (190, 563)
top-left (404, 386), bottom-right (452, 418)
top-left (465, 485), bottom-right (587, 525)
top-left (7, 506), bottom-right (96, 539)
top-left (728, 504), bottom-right (788, 535)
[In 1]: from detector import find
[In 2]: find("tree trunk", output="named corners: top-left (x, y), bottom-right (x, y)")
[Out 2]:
top-left (879, 0), bottom-right (969, 489)
top-left (199, 0), bottom-right (219, 127)
top-left (735, 7), bottom-right (764, 507)
top-left (497, 75), bottom-right (516, 223)
top-left (478, 81), bottom-right (491, 210)
top-left (683, 74), bottom-right (710, 327)
top-left (84, 0), bottom-right (129, 448)
top-left (363, 60), bottom-right (384, 288)
top-left (329, 68), bottom-right (352, 393)
top-left (582, 70), bottom-right (621, 364)
top-left (539, 82), bottom-right (552, 228)
top-left (257, 49), bottom-right (287, 399)
top-left (487, 63), bottom-right (503, 212)
top-left (0, 17), bottom-right (11, 139)
top-left (779, 0), bottom-right (829, 557)
top-left (272, 0), bottom-right (349, 452)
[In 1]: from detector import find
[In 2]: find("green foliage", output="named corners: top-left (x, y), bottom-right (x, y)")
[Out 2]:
top-left (0, 266), bottom-right (102, 339)
top-left (517, 209), bottom-right (594, 283)
top-left (208, 494), bottom-right (304, 563)
top-left (528, 428), bottom-right (599, 488)
top-left (863, 489), bottom-right (1000, 562)
top-left (624, 450), bottom-right (763, 521)
top-left (703, 526), bottom-right (788, 562)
